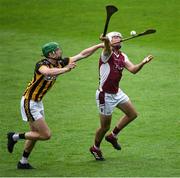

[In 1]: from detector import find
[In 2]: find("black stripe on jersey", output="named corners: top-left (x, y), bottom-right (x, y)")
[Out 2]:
top-left (35, 80), bottom-right (48, 101)
top-left (23, 74), bottom-right (37, 96)
top-left (38, 80), bottom-right (55, 100)
top-left (24, 99), bottom-right (35, 122)
top-left (35, 59), bottom-right (49, 74)
top-left (34, 63), bottom-right (54, 101)
top-left (28, 75), bottom-right (44, 100)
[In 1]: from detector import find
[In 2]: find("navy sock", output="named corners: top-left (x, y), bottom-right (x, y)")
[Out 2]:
top-left (19, 133), bottom-right (25, 139)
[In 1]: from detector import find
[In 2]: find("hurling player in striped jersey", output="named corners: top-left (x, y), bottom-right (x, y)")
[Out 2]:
top-left (7, 41), bottom-right (104, 169)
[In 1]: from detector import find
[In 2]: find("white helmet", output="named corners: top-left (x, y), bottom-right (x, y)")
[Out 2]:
top-left (106, 31), bottom-right (122, 41)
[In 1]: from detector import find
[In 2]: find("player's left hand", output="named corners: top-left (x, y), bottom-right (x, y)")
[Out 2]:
top-left (143, 55), bottom-right (154, 64)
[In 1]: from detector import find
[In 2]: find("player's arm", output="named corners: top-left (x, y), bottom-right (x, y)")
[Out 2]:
top-left (99, 35), bottom-right (112, 63)
top-left (38, 63), bottom-right (76, 76)
top-left (100, 35), bottom-right (112, 54)
top-left (125, 55), bottom-right (153, 74)
top-left (70, 43), bottom-right (104, 62)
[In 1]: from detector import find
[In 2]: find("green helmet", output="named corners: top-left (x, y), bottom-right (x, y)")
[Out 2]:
top-left (42, 42), bottom-right (60, 57)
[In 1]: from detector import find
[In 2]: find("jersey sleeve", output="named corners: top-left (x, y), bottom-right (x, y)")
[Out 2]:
top-left (58, 57), bottom-right (70, 67)
top-left (121, 52), bottom-right (129, 63)
top-left (35, 60), bottom-right (49, 74)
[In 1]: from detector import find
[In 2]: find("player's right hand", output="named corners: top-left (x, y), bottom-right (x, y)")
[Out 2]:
top-left (99, 34), bottom-right (109, 42)
top-left (67, 62), bottom-right (76, 70)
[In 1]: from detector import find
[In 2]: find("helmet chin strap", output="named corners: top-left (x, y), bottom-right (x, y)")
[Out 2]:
top-left (113, 45), bottom-right (121, 50)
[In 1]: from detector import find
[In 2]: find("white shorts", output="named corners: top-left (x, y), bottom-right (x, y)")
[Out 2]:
top-left (20, 96), bottom-right (45, 122)
top-left (96, 89), bottom-right (129, 116)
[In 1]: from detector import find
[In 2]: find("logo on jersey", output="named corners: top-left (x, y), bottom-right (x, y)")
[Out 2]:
top-left (113, 54), bottom-right (125, 71)
top-left (114, 61), bottom-right (124, 71)
top-left (114, 64), bottom-right (124, 71)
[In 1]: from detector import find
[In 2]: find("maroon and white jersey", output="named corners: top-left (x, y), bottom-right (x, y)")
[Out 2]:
top-left (98, 51), bottom-right (128, 94)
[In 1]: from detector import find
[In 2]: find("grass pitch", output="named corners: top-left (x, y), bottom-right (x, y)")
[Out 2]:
top-left (0, 0), bottom-right (180, 177)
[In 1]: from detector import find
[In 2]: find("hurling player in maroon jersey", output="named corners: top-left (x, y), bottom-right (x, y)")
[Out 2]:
top-left (90, 32), bottom-right (153, 160)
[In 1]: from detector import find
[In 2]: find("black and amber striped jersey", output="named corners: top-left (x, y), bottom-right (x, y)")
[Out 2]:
top-left (23, 58), bottom-right (69, 101)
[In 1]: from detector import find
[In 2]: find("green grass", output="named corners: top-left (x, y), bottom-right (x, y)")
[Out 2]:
top-left (0, 0), bottom-right (180, 177)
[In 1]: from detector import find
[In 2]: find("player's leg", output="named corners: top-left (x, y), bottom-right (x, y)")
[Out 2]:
top-left (115, 99), bottom-right (138, 133)
top-left (16, 118), bottom-right (51, 169)
top-left (105, 100), bottom-right (137, 150)
top-left (8, 118), bottom-right (51, 153)
top-left (24, 118), bottom-right (51, 140)
top-left (90, 90), bottom-right (114, 160)
top-left (7, 97), bottom-right (51, 153)
top-left (17, 122), bottom-right (37, 169)
top-left (90, 114), bottom-right (112, 160)
top-left (95, 114), bottom-right (112, 147)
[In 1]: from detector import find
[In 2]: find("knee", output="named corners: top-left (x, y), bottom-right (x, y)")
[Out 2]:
top-left (42, 131), bottom-right (51, 140)
top-left (129, 111), bottom-right (138, 120)
top-left (132, 111), bottom-right (138, 120)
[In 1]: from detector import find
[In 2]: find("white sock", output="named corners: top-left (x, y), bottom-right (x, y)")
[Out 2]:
top-left (20, 157), bottom-right (28, 164)
top-left (12, 133), bottom-right (19, 141)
